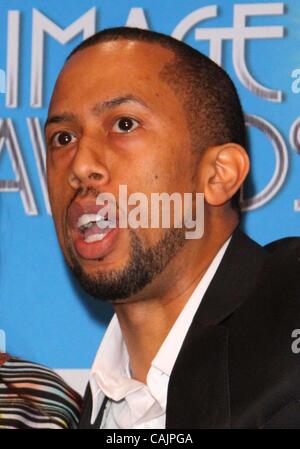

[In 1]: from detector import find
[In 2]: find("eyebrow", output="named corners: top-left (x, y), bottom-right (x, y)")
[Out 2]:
top-left (91, 95), bottom-right (149, 115)
top-left (45, 95), bottom-right (149, 131)
top-left (44, 112), bottom-right (77, 131)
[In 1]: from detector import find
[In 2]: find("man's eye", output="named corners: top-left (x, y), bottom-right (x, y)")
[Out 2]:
top-left (112, 117), bottom-right (139, 133)
top-left (51, 131), bottom-right (77, 147)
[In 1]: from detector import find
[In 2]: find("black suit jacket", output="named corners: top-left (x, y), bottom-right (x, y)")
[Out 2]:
top-left (79, 229), bottom-right (300, 429)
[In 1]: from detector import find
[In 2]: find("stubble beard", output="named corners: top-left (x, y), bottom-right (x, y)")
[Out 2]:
top-left (67, 227), bottom-right (187, 303)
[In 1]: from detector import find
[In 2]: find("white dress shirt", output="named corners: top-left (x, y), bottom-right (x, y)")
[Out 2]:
top-left (89, 237), bottom-right (231, 429)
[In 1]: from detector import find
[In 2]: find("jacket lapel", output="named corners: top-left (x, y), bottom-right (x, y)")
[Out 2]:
top-left (78, 384), bottom-right (109, 429)
top-left (166, 229), bottom-right (268, 428)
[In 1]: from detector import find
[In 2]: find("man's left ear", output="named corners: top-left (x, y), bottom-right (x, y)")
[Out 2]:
top-left (203, 143), bottom-right (250, 207)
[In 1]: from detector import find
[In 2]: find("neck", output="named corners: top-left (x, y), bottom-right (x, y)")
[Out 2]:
top-left (114, 221), bottom-right (236, 383)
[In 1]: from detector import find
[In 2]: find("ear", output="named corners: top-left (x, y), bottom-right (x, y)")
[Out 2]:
top-left (202, 143), bottom-right (249, 207)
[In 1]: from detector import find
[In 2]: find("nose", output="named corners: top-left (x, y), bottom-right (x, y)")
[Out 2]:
top-left (68, 137), bottom-right (110, 190)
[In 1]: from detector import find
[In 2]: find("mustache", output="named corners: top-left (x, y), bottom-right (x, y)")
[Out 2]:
top-left (76, 185), bottom-right (100, 200)
top-left (67, 186), bottom-right (101, 209)
top-left (64, 186), bottom-right (104, 231)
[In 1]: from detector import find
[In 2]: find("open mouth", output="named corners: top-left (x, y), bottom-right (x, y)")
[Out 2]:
top-left (77, 213), bottom-right (116, 243)
top-left (66, 200), bottom-right (120, 261)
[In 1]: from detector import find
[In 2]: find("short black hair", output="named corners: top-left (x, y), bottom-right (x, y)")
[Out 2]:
top-left (67, 27), bottom-right (247, 211)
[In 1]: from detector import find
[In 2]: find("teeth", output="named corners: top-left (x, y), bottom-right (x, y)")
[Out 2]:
top-left (77, 213), bottom-right (105, 229)
top-left (84, 233), bottom-right (106, 243)
top-left (96, 219), bottom-right (115, 229)
top-left (77, 212), bottom-right (116, 237)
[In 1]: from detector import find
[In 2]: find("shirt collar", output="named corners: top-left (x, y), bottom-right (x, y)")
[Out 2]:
top-left (90, 315), bottom-right (142, 400)
top-left (151, 236), bottom-right (231, 376)
top-left (89, 236), bottom-right (231, 423)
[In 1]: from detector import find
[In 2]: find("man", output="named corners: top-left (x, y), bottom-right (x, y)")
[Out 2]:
top-left (45, 27), bottom-right (300, 429)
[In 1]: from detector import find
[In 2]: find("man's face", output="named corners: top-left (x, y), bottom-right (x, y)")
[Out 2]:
top-left (46, 40), bottom-right (198, 302)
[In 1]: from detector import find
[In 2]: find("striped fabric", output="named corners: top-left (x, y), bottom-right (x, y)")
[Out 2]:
top-left (0, 356), bottom-right (83, 429)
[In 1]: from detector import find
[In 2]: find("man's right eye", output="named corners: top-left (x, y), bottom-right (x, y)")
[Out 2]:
top-left (51, 131), bottom-right (77, 147)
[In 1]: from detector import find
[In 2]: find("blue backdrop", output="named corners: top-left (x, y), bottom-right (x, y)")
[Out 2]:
top-left (0, 0), bottom-right (299, 379)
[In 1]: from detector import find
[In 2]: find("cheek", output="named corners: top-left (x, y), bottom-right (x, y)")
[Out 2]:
top-left (47, 154), bottom-right (60, 195)
top-left (47, 147), bottom-right (75, 182)
top-left (47, 154), bottom-right (71, 202)
top-left (49, 196), bottom-right (64, 241)
top-left (47, 169), bottom-right (69, 237)
top-left (47, 170), bottom-right (62, 215)
top-left (150, 156), bottom-right (193, 193)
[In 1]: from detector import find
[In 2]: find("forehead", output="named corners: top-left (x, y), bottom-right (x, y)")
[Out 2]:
top-left (49, 40), bottom-right (177, 113)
